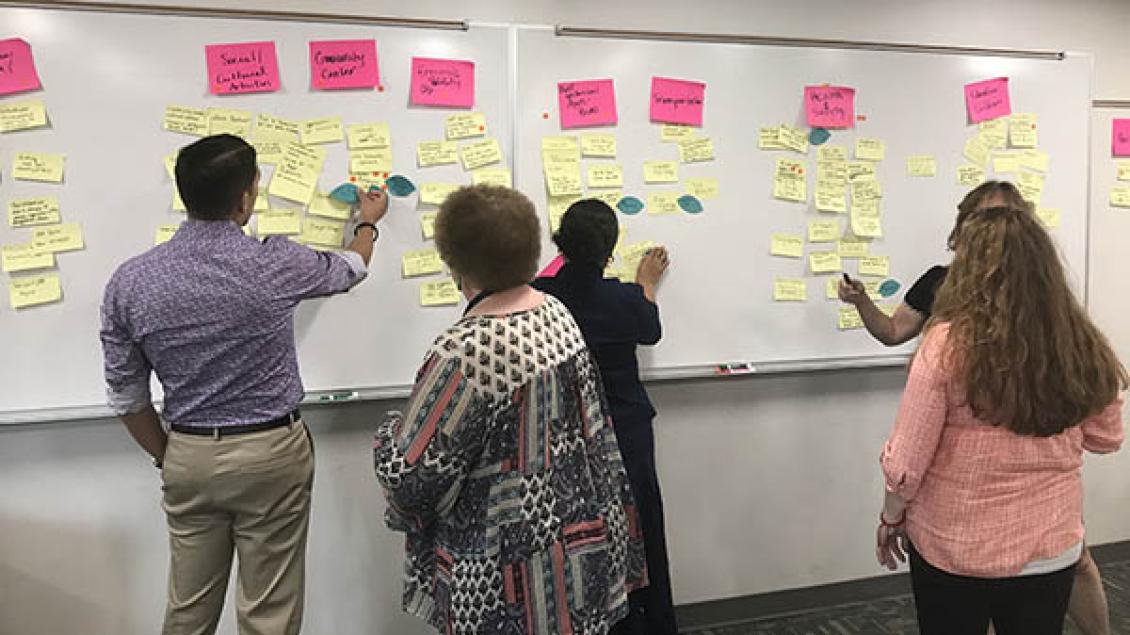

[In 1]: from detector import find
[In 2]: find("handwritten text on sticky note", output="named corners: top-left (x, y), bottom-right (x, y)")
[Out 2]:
top-left (649, 76), bottom-right (705, 126)
top-left (410, 57), bottom-right (474, 108)
top-left (205, 41), bottom-right (280, 95)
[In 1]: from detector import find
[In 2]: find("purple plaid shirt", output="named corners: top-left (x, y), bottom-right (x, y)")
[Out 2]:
top-left (100, 219), bottom-right (366, 427)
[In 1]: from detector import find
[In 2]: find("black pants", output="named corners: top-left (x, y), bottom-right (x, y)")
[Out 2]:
top-left (610, 419), bottom-right (679, 635)
top-left (909, 543), bottom-right (1076, 635)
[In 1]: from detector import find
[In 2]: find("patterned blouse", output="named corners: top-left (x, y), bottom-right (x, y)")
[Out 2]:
top-left (374, 295), bottom-right (647, 634)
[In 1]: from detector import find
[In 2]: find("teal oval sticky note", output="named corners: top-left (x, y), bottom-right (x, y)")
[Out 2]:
top-left (329, 183), bottom-right (359, 204)
top-left (879, 279), bottom-right (901, 298)
top-left (809, 127), bottom-right (831, 145)
top-left (386, 175), bottom-right (416, 197)
top-left (617, 196), bottom-right (644, 215)
top-left (677, 195), bottom-right (704, 214)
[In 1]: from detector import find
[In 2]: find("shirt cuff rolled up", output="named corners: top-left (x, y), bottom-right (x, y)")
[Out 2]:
top-left (335, 250), bottom-right (369, 288)
top-left (106, 382), bottom-right (152, 416)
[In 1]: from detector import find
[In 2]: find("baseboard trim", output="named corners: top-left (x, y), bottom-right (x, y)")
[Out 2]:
top-left (675, 538), bottom-right (1130, 630)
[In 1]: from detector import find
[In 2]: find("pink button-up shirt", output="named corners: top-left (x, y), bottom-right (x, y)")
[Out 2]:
top-left (882, 323), bottom-right (1124, 578)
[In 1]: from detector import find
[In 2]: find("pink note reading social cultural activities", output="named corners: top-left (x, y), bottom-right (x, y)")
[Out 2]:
top-left (557, 79), bottom-right (617, 129)
top-left (804, 85), bottom-right (855, 129)
top-left (309, 40), bottom-right (379, 91)
top-left (0, 38), bottom-right (42, 96)
top-left (205, 41), bottom-right (280, 95)
top-left (964, 77), bottom-right (1011, 124)
top-left (1113, 119), bottom-right (1130, 157)
top-left (410, 57), bottom-right (475, 108)
top-left (649, 76), bottom-right (705, 126)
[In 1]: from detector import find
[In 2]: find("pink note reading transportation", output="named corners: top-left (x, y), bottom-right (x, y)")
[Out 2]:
top-left (558, 79), bottom-right (618, 129)
top-left (805, 85), bottom-right (855, 129)
top-left (964, 77), bottom-right (1011, 124)
top-left (649, 76), bottom-right (706, 126)
top-left (1113, 119), bottom-right (1130, 157)
top-left (309, 40), bottom-right (379, 90)
top-left (0, 38), bottom-right (42, 96)
top-left (410, 57), bottom-right (475, 108)
top-left (205, 41), bottom-right (280, 95)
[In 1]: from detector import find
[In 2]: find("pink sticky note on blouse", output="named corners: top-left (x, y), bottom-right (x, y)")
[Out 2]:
top-left (558, 79), bottom-right (618, 129)
top-left (804, 85), bottom-right (855, 129)
top-left (964, 77), bottom-right (1011, 123)
top-left (0, 38), bottom-right (42, 96)
top-left (1113, 119), bottom-right (1130, 157)
top-left (410, 57), bottom-right (475, 108)
top-left (649, 76), bottom-right (705, 126)
top-left (205, 41), bottom-right (280, 95)
top-left (310, 40), bottom-right (379, 90)
top-left (538, 255), bottom-right (565, 278)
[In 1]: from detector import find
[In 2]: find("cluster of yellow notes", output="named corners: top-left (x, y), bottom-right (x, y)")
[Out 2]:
top-left (1107, 159), bottom-right (1130, 212)
top-left (1, 98), bottom-right (72, 309)
top-left (960, 114), bottom-right (1056, 228)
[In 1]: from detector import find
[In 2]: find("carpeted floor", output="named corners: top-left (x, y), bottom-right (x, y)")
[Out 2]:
top-left (683, 558), bottom-right (1130, 634)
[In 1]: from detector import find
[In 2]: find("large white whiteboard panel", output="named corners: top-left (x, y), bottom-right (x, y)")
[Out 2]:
top-left (515, 27), bottom-right (1091, 373)
top-left (0, 7), bottom-right (510, 417)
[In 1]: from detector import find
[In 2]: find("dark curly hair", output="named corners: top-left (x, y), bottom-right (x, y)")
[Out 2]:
top-left (553, 199), bottom-right (618, 269)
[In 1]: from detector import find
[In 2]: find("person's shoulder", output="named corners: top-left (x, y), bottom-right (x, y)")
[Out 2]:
top-left (106, 245), bottom-right (167, 292)
top-left (922, 265), bottom-right (948, 281)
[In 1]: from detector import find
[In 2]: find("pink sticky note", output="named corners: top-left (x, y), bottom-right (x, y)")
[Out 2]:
top-left (557, 79), bottom-right (618, 129)
top-left (410, 57), bottom-right (475, 108)
top-left (0, 38), bottom-right (42, 96)
top-left (805, 85), bottom-right (855, 129)
top-left (964, 77), bottom-right (1011, 123)
top-left (205, 41), bottom-right (280, 95)
top-left (1113, 119), bottom-right (1130, 157)
top-left (649, 76), bottom-right (705, 126)
top-left (309, 40), bottom-right (379, 91)
top-left (538, 255), bottom-right (565, 278)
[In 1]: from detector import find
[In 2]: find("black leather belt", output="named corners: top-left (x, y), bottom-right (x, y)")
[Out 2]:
top-left (170, 409), bottom-right (301, 439)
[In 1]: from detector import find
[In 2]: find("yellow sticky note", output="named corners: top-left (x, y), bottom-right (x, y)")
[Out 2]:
top-left (643, 161), bottom-right (679, 183)
top-left (581, 134), bottom-right (617, 158)
top-left (420, 278), bottom-right (460, 306)
top-left (618, 241), bottom-right (656, 282)
top-left (163, 153), bottom-right (177, 179)
top-left (846, 161), bottom-right (876, 182)
top-left (420, 183), bottom-right (460, 206)
top-left (852, 180), bottom-right (882, 201)
top-left (420, 212), bottom-right (438, 240)
top-left (544, 163), bottom-right (583, 197)
top-left (1019, 150), bottom-right (1049, 173)
top-left (826, 277), bottom-right (841, 299)
top-left (1, 243), bottom-right (55, 273)
top-left (838, 237), bottom-right (869, 258)
top-left (957, 164), bottom-right (986, 187)
top-left (587, 164), bottom-right (624, 188)
top-left (677, 138), bottom-right (714, 163)
top-left (758, 127), bottom-right (786, 150)
top-left (417, 141), bottom-right (459, 167)
top-left (777, 126), bottom-right (809, 153)
top-left (269, 143), bottom-right (326, 205)
top-left (964, 136), bottom-right (990, 167)
top-left (773, 278), bottom-right (807, 302)
top-left (775, 158), bottom-right (807, 179)
top-left (992, 152), bottom-right (1020, 174)
top-left (308, 191), bottom-right (351, 220)
top-left (473, 167), bottom-right (513, 188)
top-left (817, 160), bottom-right (848, 183)
top-left (815, 180), bottom-right (848, 213)
top-left (818, 145), bottom-right (847, 162)
top-left (461, 138), bottom-right (503, 170)
top-left (12, 152), bottom-right (65, 183)
top-left (809, 251), bottom-right (842, 274)
top-left (542, 136), bottom-right (579, 152)
top-left (647, 192), bottom-right (681, 215)
top-left (1111, 187), bottom-right (1130, 208)
top-left (1036, 208), bottom-right (1060, 229)
top-left (770, 233), bottom-right (804, 258)
top-left (8, 197), bottom-right (61, 227)
top-left (402, 248), bottom-right (444, 278)
top-left (163, 105), bottom-right (208, 136)
top-left (349, 148), bottom-right (393, 173)
top-left (907, 155), bottom-right (937, 177)
top-left (1116, 160), bottom-right (1130, 182)
top-left (855, 138), bottom-right (885, 161)
top-left (979, 118), bottom-right (1008, 149)
top-left (254, 113), bottom-right (300, 143)
top-left (206, 108), bottom-right (252, 137)
top-left (257, 210), bottom-right (301, 236)
top-left (661, 124), bottom-right (697, 142)
top-left (548, 195), bottom-right (581, 232)
top-left (773, 176), bottom-right (807, 203)
top-left (154, 224), bottom-right (179, 246)
top-left (592, 190), bottom-right (623, 207)
top-left (685, 178), bottom-right (719, 200)
top-left (851, 214), bottom-right (883, 238)
top-left (9, 273), bottom-right (62, 309)
top-left (345, 122), bottom-right (390, 149)
top-left (253, 188), bottom-right (269, 212)
top-left (1017, 171), bottom-right (1046, 203)
top-left (173, 187), bottom-right (187, 212)
top-left (300, 217), bottom-right (345, 247)
top-left (446, 112), bottom-right (487, 140)
top-left (859, 255), bottom-right (890, 277)
top-left (851, 198), bottom-right (880, 218)
top-left (32, 223), bottom-right (84, 253)
top-left (301, 117), bottom-right (344, 145)
top-left (838, 306), bottom-right (864, 330)
top-left (0, 99), bottom-right (48, 133)
top-left (1009, 113), bottom-right (1038, 148)
top-left (253, 140), bottom-right (284, 165)
top-left (542, 148), bottom-right (581, 169)
top-left (808, 219), bottom-right (840, 242)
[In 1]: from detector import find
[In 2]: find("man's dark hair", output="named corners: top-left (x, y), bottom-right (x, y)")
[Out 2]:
top-left (553, 199), bottom-right (618, 269)
top-left (175, 134), bottom-right (257, 221)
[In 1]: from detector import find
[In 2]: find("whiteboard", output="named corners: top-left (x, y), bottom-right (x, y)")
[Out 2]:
top-left (514, 27), bottom-right (1091, 374)
top-left (0, 6), bottom-right (510, 418)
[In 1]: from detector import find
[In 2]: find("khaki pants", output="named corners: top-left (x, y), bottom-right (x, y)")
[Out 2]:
top-left (159, 421), bottom-right (314, 635)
